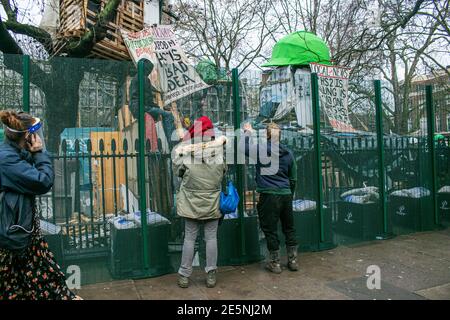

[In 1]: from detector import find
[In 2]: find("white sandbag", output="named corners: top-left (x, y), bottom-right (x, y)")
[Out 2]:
top-left (390, 187), bottom-right (431, 198)
top-left (342, 193), bottom-right (378, 204)
top-left (407, 187), bottom-right (431, 198)
top-left (223, 210), bottom-right (248, 219)
top-left (390, 189), bottom-right (410, 197)
top-left (224, 209), bottom-right (238, 219)
top-left (111, 216), bottom-right (136, 230)
top-left (438, 186), bottom-right (450, 194)
top-left (132, 209), bottom-right (171, 226)
top-left (340, 186), bottom-right (379, 198)
top-left (40, 220), bottom-right (62, 235)
top-left (293, 199), bottom-right (316, 212)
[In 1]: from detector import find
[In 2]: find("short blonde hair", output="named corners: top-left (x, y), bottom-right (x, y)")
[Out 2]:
top-left (266, 122), bottom-right (280, 141)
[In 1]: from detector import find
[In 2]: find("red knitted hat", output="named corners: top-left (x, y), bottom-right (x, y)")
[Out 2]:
top-left (183, 116), bottom-right (215, 141)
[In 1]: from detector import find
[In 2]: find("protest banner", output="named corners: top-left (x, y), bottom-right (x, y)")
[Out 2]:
top-left (310, 63), bottom-right (354, 132)
top-left (122, 25), bottom-right (210, 106)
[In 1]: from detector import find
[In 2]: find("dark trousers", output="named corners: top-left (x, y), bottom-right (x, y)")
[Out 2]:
top-left (257, 193), bottom-right (298, 252)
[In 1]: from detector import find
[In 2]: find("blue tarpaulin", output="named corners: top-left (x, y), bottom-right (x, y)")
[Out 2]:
top-left (59, 127), bottom-right (113, 187)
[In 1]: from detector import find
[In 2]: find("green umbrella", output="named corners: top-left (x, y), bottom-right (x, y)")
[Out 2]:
top-left (261, 31), bottom-right (331, 67)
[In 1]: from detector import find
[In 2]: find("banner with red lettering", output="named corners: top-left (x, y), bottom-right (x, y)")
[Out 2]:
top-left (122, 25), bottom-right (209, 105)
top-left (310, 63), bottom-right (355, 132)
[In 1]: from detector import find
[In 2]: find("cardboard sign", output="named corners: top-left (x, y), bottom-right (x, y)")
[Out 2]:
top-left (310, 63), bottom-right (354, 132)
top-left (122, 25), bottom-right (209, 105)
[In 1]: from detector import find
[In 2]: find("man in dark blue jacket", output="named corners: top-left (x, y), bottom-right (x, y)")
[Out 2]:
top-left (240, 122), bottom-right (298, 273)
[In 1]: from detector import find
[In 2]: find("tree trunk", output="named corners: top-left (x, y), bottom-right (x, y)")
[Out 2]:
top-left (388, 39), bottom-right (403, 135)
top-left (400, 82), bottom-right (412, 135)
top-left (43, 60), bottom-right (84, 153)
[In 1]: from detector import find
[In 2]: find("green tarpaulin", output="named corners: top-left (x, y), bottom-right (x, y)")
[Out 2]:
top-left (0, 129), bottom-right (4, 141)
top-left (195, 60), bottom-right (228, 84)
top-left (262, 31), bottom-right (331, 67)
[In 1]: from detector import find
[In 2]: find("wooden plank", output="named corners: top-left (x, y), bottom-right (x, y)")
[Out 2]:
top-left (90, 131), bottom-right (126, 216)
top-left (170, 102), bottom-right (186, 141)
top-left (59, 0), bottom-right (144, 60)
top-left (91, 48), bottom-right (129, 61)
top-left (122, 121), bottom-right (138, 195)
top-left (118, 104), bottom-right (135, 131)
top-left (91, 42), bottom-right (130, 60)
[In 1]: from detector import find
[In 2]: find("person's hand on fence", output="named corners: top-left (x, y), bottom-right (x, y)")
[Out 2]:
top-left (27, 133), bottom-right (44, 153)
top-left (243, 122), bottom-right (253, 133)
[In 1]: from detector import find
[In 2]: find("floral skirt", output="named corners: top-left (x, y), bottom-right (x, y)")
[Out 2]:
top-left (0, 231), bottom-right (76, 300)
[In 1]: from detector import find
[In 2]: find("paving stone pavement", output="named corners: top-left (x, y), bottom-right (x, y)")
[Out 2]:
top-left (75, 228), bottom-right (450, 300)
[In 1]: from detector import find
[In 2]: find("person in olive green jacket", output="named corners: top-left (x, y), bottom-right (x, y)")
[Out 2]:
top-left (172, 116), bottom-right (227, 289)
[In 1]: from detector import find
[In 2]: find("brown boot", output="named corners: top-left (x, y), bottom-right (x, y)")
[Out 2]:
top-left (287, 246), bottom-right (299, 271)
top-left (265, 250), bottom-right (282, 274)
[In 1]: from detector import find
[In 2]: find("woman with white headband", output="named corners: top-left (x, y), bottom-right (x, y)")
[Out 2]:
top-left (0, 110), bottom-right (81, 300)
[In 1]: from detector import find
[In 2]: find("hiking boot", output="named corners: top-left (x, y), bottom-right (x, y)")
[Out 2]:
top-left (206, 270), bottom-right (217, 288)
top-left (265, 250), bottom-right (282, 274)
top-left (178, 275), bottom-right (189, 288)
top-left (287, 246), bottom-right (299, 271)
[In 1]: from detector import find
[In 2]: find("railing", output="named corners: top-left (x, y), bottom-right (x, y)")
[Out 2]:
top-left (1, 54), bottom-right (448, 286)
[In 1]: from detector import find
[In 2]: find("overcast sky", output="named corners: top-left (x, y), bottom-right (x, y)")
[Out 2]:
top-left (1, 0), bottom-right (448, 78)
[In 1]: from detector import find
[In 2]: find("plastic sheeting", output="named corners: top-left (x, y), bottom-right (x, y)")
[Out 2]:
top-left (258, 67), bottom-right (313, 128)
top-left (40, 220), bottom-right (62, 235)
top-left (131, 210), bottom-right (171, 226)
top-left (39, 0), bottom-right (59, 37)
top-left (341, 187), bottom-right (380, 204)
top-left (111, 209), bottom-right (170, 229)
top-left (292, 199), bottom-right (317, 212)
top-left (390, 187), bottom-right (431, 198)
top-left (438, 186), bottom-right (450, 193)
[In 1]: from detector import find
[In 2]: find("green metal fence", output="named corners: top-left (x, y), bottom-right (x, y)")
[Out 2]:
top-left (0, 53), bottom-right (448, 286)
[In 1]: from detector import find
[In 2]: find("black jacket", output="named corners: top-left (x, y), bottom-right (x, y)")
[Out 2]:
top-left (0, 139), bottom-right (54, 196)
top-left (239, 132), bottom-right (297, 194)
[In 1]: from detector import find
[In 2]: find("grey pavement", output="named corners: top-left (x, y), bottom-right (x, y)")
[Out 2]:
top-left (75, 227), bottom-right (450, 300)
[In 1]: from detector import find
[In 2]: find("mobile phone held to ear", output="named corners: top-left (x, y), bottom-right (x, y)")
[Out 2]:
top-left (26, 133), bottom-right (34, 145)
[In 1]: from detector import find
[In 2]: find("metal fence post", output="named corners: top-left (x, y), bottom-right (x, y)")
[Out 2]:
top-left (232, 68), bottom-right (246, 258)
top-left (425, 85), bottom-right (440, 226)
top-left (374, 80), bottom-right (392, 239)
top-left (310, 73), bottom-right (325, 243)
top-left (138, 60), bottom-right (150, 270)
top-left (23, 55), bottom-right (30, 113)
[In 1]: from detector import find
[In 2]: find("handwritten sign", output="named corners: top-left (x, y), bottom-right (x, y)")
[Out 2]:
top-left (122, 25), bottom-right (209, 105)
top-left (310, 63), bottom-right (354, 132)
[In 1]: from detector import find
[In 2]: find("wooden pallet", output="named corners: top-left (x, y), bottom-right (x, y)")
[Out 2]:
top-left (56, 0), bottom-right (144, 60)
top-left (58, 0), bottom-right (87, 31)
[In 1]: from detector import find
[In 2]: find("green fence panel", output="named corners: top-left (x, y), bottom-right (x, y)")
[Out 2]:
top-left (1, 52), bottom-right (448, 287)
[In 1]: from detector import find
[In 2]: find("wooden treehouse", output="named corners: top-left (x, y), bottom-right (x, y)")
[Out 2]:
top-left (55, 0), bottom-right (146, 60)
